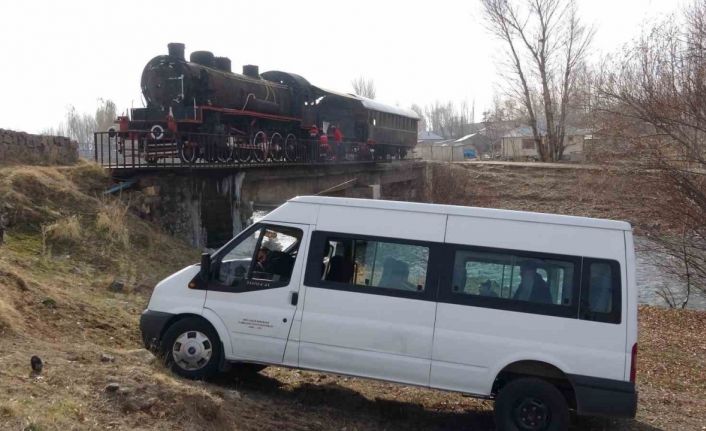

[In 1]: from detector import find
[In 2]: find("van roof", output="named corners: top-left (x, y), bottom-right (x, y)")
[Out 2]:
top-left (288, 196), bottom-right (632, 231)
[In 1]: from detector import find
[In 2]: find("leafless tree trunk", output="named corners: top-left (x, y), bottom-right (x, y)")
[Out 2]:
top-left (351, 76), bottom-right (376, 99)
top-left (480, 0), bottom-right (593, 161)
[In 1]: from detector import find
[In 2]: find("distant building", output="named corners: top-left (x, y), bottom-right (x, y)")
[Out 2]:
top-left (415, 133), bottom-right (491, 161)
top-left (500, 126), bottom-right (591, 161)
top-left (417, 130), bottom-right (445, 144)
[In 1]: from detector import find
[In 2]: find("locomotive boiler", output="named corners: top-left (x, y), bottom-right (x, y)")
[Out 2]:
top-left (115, 43), bottom-right (419, 164)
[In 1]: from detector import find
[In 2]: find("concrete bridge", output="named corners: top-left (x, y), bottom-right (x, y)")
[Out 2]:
top-left (115, 161), bottom-right (427, 249)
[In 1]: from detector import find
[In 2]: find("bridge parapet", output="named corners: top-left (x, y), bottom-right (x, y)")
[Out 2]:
top-left (94, 130), bottom-right (394, 173)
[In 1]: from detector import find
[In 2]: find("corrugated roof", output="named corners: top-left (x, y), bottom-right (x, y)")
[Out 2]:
top-left (455, 132), bottom-right (484, 142)
top-left (418, 131), bottom-right (444, 141)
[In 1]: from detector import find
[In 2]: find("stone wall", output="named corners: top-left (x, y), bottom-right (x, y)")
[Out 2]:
top-left (0, 129), bottom-right (79, 165)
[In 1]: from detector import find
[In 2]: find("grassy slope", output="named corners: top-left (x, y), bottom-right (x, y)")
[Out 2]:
top-left (0, 163), bottom-right (703, 430)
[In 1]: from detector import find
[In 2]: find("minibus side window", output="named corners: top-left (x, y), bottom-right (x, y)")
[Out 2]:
top-left (579, 260), bottom-right (621, 324)
top-left (250, 227), bottom-right (302, 283)
top-left (318, 235), bottom-right (429, 292)
top-left (451, 250), bottom-right (576, 307)
top-left (217, 227), bottom-right (262, 287)
top-left (215, 225), bottom-right (302, 289)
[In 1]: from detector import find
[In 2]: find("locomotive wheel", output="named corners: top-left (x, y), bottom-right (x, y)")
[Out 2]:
top-left (216, 136), bottom-right (235, 163)
top-left (179, 140), bottom-right (198, 164)
top-left (269, 133), bottom-right (284, 162)
top-left (284, 133), bottom-right (299, 162)
top-left (234, 135), bottom-right (250, 163)
top-left (252, 131), bottom-right (268, 163)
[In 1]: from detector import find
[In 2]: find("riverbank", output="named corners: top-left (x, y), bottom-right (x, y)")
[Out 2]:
top-left (0, 163), bottom-right (703, 430)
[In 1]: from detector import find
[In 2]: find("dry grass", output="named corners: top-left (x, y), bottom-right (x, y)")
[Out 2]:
top-left (425, 162), bottom-right (675, 235)
top-left (41, 215), bottom-right (82, 255)
top-left (96, 199), bottom-right (130, 248)
top-left (0, 162), bottom-right (703, 430)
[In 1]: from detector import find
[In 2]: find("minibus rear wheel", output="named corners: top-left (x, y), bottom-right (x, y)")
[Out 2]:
top-left (494, 377), bottom-right (569, 431)
top-left (161, 317), bottom-right (221, 380)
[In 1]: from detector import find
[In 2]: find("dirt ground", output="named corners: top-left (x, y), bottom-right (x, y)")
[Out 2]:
top-left (0, 163), bottom-right (704, 430)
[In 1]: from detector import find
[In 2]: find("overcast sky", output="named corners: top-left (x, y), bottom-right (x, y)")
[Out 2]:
top-left (0, 0), bottom-right (681, 134)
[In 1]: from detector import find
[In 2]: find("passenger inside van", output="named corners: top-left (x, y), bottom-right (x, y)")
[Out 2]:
top-left (378, 257), bottom-right (417, 291)
top-left (327, 255), bottom-right (355, 283)
top-left (479, 280), bottom-right (498, 297)
top-left (513, 262), bottom-right (552, 304)
top-left (323, 240), bottom-right (355, 283)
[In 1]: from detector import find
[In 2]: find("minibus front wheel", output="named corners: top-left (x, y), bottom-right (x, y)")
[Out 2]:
top-left (161, 317), bottom-right (222, 380)
top-left (494, 377), bottom-right (569, 431)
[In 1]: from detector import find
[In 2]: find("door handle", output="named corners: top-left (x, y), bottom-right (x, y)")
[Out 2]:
top-left (290, 291), bottom-right (299, 306)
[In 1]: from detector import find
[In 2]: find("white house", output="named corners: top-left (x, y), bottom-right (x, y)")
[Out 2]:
top-left (501, 127), bottom-right (591, 161)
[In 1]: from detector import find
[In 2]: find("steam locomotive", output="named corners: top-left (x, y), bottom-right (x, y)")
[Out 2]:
top-left (114, 43), bottom-right (419, 163)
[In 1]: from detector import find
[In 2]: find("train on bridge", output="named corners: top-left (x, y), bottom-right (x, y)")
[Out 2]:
top-left (105, 43), bottom-right (419, 166)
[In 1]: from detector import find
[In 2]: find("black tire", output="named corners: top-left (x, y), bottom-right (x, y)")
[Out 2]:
top-left (161, 317), bottom-right (222, 380)
top-left (494, 377), bottom-right (569, 431)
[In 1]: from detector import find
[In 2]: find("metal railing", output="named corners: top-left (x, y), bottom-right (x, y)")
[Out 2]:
top-left (94, 130), bottom-right (388, 170)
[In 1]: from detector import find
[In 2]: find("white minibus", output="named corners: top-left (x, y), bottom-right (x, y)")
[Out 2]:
top-left (141, 196), bottom-right (638, 430)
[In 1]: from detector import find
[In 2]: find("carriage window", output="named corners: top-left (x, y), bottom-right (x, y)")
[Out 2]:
top-left (319, 235), bottom-right (429, 292)
top-left (451, 249), bottom-right (576, 306)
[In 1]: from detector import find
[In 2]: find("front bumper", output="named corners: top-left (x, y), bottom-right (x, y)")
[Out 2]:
top-left (570, 374), bottom-right (638, 418)
top-left (139, 310), bottom-right (174, 351)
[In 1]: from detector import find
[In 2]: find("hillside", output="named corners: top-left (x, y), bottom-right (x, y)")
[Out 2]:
top-left (0, 163), bottom-right (704, 430)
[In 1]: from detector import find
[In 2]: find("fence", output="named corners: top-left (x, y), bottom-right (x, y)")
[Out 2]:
top-left (94, 130), bottom-right (387, 170)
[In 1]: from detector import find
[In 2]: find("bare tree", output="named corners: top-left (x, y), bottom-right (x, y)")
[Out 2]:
top-left (422, 100), bottom-right (476, 138)
top-left (351, 76), bottom-right (376, 99)
top-left (480, 0), bottom-right (593, 161)
top-left (95, 98), bottom-right (117, 133)
top-left (598, 2), bottom-right (706, 301)
top-left (43, 98), bottom-right (118, 156)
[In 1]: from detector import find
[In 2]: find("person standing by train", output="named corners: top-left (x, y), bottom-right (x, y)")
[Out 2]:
top-left (319, 128), bottom-right (330, 161)
top-left (332, 125), bottom-right (344, 161)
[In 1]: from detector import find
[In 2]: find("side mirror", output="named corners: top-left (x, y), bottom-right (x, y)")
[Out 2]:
top-left (200, 253), bottom-right (211, 280)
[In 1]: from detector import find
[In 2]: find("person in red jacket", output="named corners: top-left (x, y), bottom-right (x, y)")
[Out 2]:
top-left (331, 125), bottom-right (344, 160)
top-left (319, 129), bottom-right (329, 160)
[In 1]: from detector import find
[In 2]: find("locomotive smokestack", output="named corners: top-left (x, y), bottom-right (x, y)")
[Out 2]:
top-left (215, 57), bottom-right (232, 73)
top-left (243, 64), bottom-right (260, 79)
top-left (168, 43), bottom-right (185, 61)
top-left (190, 51), bottom-right (215, 68)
